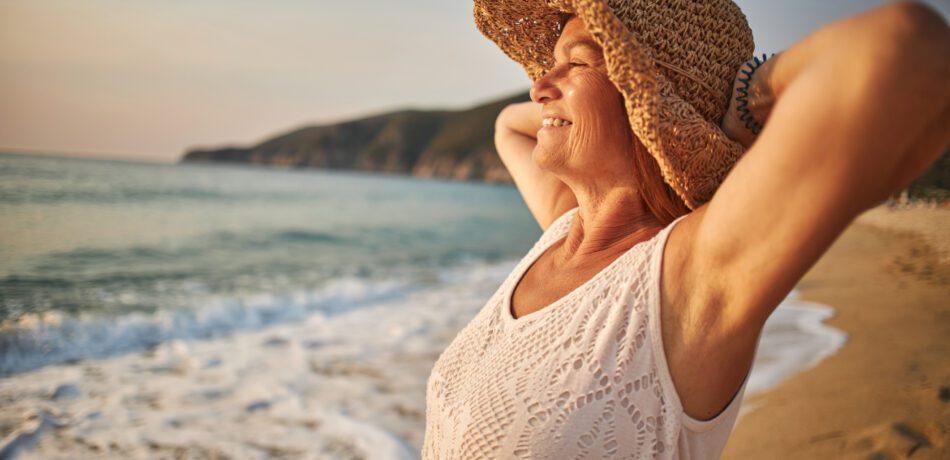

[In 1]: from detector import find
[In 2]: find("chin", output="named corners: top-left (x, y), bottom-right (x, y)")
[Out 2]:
top-left (531, 145), bottom-right (568, 172)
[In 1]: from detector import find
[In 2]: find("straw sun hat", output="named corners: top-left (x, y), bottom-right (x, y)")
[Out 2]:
top-left (474, 0), bottom-right (755, 210)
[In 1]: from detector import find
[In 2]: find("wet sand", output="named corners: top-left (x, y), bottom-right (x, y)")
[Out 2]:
top-left (723, 204), bottom-right (950, 459)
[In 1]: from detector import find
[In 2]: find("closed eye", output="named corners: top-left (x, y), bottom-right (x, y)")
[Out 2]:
top-left (569, 61), bottom-right (586, 67)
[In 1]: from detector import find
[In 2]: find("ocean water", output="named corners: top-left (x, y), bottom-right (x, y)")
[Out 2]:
top-left (0, 152), bottom-right (540, 372)
top-left (0, 152), bottom-right (845, 459)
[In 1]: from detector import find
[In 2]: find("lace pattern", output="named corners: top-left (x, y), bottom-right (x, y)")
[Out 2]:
top-left (422, 208), bottom-right (739, 459)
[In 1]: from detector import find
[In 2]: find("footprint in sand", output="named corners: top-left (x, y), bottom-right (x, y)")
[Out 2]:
top-left (846, 421), bottom-right (945, 459)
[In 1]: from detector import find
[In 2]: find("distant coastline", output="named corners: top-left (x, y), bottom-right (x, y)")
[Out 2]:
top-left (0, 149), bottom-right (171, 166)
top-left (177, 90), bottom-right (948, 200)
top-left (179, 91), bottom-right (532, 185)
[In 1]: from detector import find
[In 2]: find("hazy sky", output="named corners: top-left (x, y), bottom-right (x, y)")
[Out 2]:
top-left (2, 0), bottom-right (948, 163)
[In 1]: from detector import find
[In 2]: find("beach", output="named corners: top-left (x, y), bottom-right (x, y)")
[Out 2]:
top-left (723, 204), bottom-right (950, 459)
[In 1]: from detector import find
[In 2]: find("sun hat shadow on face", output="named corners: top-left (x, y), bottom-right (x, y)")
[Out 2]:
top-left (474, 0), bottom-right (755, 210)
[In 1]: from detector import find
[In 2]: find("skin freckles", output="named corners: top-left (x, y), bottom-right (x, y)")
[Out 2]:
top-left (530, 16), bottom-right (638, 193)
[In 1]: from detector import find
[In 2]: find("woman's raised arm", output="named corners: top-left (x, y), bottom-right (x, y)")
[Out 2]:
top-left (683, 2), bottom-right (950, 331)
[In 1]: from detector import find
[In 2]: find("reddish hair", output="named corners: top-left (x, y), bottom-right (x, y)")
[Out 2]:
top-left (630, 136), bottom-right (692, 226)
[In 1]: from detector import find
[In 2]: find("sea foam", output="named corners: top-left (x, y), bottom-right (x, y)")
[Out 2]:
top-left (0, 261), bottom-right (844, 459)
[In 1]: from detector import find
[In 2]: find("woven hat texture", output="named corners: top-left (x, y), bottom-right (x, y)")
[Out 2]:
top-left (474, 0), bottom-right (755, 209)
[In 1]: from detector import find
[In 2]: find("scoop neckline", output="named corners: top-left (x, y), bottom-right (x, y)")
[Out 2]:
top-left (501, 209), bottom-right (662, 329)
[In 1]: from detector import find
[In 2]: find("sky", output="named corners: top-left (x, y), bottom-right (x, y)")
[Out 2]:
top-left (1, 0), bottom-right (948, 163)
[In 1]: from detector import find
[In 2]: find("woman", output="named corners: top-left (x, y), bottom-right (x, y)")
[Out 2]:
top-left (423, 0), bottom-right (949, 458)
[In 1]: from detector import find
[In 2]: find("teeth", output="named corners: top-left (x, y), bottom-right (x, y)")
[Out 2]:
top-left (542, 117), bottom-right (573, 127)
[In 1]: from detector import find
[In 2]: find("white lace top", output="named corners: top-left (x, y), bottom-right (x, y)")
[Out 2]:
top-left (422, 207), bottom-right (749, 459)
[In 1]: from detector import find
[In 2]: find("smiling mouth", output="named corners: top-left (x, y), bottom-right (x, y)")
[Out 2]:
top-left (541, 117), bottom-right (573, 128)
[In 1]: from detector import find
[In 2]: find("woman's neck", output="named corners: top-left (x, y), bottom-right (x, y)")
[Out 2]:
top-left (556, 186), bottom-right (664, 267)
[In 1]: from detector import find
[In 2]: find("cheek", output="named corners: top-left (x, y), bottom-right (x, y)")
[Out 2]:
top-left (569, 76), bottom-right (631, 144)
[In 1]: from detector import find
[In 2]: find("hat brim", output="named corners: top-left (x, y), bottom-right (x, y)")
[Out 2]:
top-left (474, 0), bottom-right (747, 209)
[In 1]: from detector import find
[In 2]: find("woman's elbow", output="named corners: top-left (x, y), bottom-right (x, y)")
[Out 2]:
top-left (494, 104), bottom-right (513, 133)
top-left (854, 3), bottom-right (950, 201)
top-left (876, 2), bottom-right (950, 42)
top-left (861, 2), bottom-right (950, 71)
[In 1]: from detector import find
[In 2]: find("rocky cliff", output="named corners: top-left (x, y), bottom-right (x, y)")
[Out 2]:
top-left (179, 91), bottom-right (532, 184)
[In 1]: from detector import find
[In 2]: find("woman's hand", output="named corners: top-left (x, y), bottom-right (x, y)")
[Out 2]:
top-left (720, 54), bottom-right (780, 149)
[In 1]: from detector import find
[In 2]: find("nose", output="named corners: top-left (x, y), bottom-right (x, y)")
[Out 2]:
top-left (530, 69), bottom-right (562, 104)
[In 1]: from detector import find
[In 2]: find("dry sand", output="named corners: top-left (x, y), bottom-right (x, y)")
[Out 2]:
top-left (723, 204), bottom-right (950, 459)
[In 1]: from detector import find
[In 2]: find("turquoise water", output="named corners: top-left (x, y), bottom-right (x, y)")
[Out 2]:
top-left (0, 152), bottom-right (539, 374)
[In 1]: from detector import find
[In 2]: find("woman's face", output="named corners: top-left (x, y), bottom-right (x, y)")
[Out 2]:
top-left (530, 16), bottom-right (635, 182)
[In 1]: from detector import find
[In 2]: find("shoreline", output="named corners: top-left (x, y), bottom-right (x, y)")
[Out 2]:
top-left (724, 205), bottom-right (950, 459)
